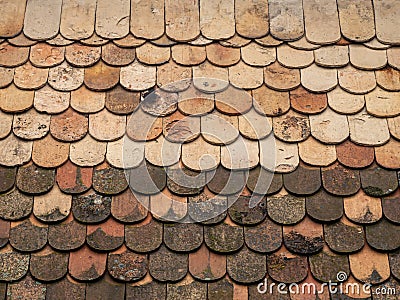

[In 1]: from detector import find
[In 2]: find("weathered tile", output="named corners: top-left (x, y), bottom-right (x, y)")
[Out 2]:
top-left (23, 0), bottom-right (62, 40)
top-left (70, 135), bottom-right (106, 166)
top-left (48, 62), bottom-right (84, 91)
top-left (126, 276), bottom-right (166, 300)
top-left (150, 189), bottom-right (187, 222)
top-left (267, 189), bottom-right (305, 225)
top-left (163, 111), bottom-right (200, 143)
top-left (189, 243), bottom-right (226, 281)
top-left (241, 43), bottom-right (276, 67)
top-left (303, 0), bottom-right (341, 44)
top-left (375, 139), bottom-right (400, 169)
top-left (80, 33), bottom-right (108, 46)
top-left (260, 137), bottom-right (299, 173)
top-left (314, 45), bottom-right (349, 67)
top-left (50, 108), bottom-right (88, 142)
top-left (201, 111), bottom-right (239, 145)
top-left (30, 247), bottom-right (68, 281)
top-left (390, 250), bottom-right (400, 281)
top-left (0, 189), bottom-right (32, 220)
top-left (57, 158), bottom-right (91, 194)
top-left (253, 85), bottom-right (290, 116)
top-left (264, 61), bottom-right (300, 91)
top-left (34, 86), bottom-right (69, 114)
top-left (47, 34), bottom-right (74, 46)
top-left (0, 67), bottom-right (13, 88)
top-left (7, 275), bottom-right (46, 299)
top-left (376, 67), bottom-right (400, 91)
top-left (367, 218), bottom-right (400, 251)
top-left (388, 116), bottom-right (400, 140)
top-left (16, 163), bottom-right (55, 194)
top-left (283, 162), bottom-right (321, 195)
top-left (164, 223), bottom-right (203, 252)
top-left (193, 61), bottom-right (229, 93)
top-left (71, 86), bottom-right (105, 113)
top-left (85, 61), bottom-right (120, 91)
top-left (47, 276), bottom-right (85, 300)
top-left (309, 107), bottom-right (349, 144)
top-left (204, 220), bottom-right (243, 253)
top-left (60, 0), bottom-right (96, 40)
top-left (33, 185), bottom-right (71, 222)
top-left (89, 109), bottom-right (125, 141)
top-left (105, 85), bottom-right (140, 114)
top-left (273, 110), bottom-right (310, 142)
top-left (149, 245), bottom-right (188, 282)
top-left (327, 87), bottom-right (365, 114)
top-left (69, 245), bottom-right (106, 281)
top-left (108, 245), bottom-right (147, 281)
top-left (289, 37), bottom-right (321, 50)
top-left (0, 244), bottom-right (29, 281)
top-left (165, 0), bottom-right (199, 41)
top-left (128, 161), bottom-right (166, 194)
top-left (121, 61), bottom-right (156, 91)
top-left (0, 110), bottom-right (12, 139)
top-left (0, 0), bottom-right (26, 38)
top-left (344, 190), bottom-right (382, 224)
top-left (106, 137), bottom-right (144, 169)
top-left (9, 216), bottom-right (48, 251)
top-left (0, 165), bottom-right (15, 193)
top-left (336, 140), bottom-right (374, 168)
top-left (13, 109), bottom-right (50, 140)
top-left (228, 192), bottom-right (266, 225)
top-left (235, 0), bottom-right (268, 38)
top-left (238, 108), bottom-right (272, 139)
top-left (102, 43), bottom-right (135, 66)
top-left (374, 0), bottom-right (400, 44)
top-left (145, 135), bottom-right (180, 166)
top-left (200, 0), bottom-right (235, 40)
top-left (298, 137), bottom-right (336, 166)
top-left (382, 190), bottom-right (400, 224)
top-left (130, 0), bottom-right (164, 39)
top-left (227, 246), bottom-right (266, 283)
top-left (95, 0), bottom-right (130, 38)
top-left (301, 64), bottom-right (338, 92)
top-left (360, 163), bottom-right (398, 197)
top-left (72, 190), bottom-right (111, 223)
top-left (388, 47), bottom-right (400, 70)
top-left (0, 219), bottom-right (9, 247)
top-left (189, 188), bottom-right (227, 224)
top-left (178, 85), bottom-right (214, 116)
top-left (364, 37), bottom-right (391, 50)
top-left (92, 162), bottom-right (128, 195)
top-left (228, 61), bottom-right (263, 89)
top-left (7, 33), bottom-right (36, 46)
top-left (65, 44), bottom-right (101, 67)
top-left (277, 45), bottom-right (314, 68)
top-left (167, 275), bottom-right (207, 300)
top-left (348, 109), bottom-right (390, 146)
top-left (324, 217), bottom-right (365, 253)
top-left (189, 35), bottom-right (213, 46)
top-left (366, 87), bottom-right (400, 117)
top-left (371, 278), bottom-right (400, 300)
top-left (246, 166), bottom-right (282, 195)
top-left (32, 134), bottom-right (69, 168)
top-left (0, 84), bottom-right (33, 112)
top-left (136, 43), bottom-right (170, 65)
top-left (290, 86), bottom-right (327, 114)
top-left (125, 216), bottom-right (162, 252)
top-left (338, 66), bottom-right (376, 94)
top-left (171, 44), bottom-right (206, 66)
top-left (208, 278), bottom-right (234, 300)
top-left (349, 244), bottom-right (390, 284)
top-left (206, 43), bottom-right (240, 67)
top-left (126, 108), bottom-right (162, 141)
top-left (157, 61), bottom-right (191, 92)
top-left (322, 162), bottom-right (360, 196)
top-left (30, 43), bottom-right (65, 67)
top-left (182, 136), bottom-right (220, 171)
top-left (111, 188), bottom-right (148, 222)
top-left (86, 274), bottom-right (125, 300)
top-left (215, 86), bottom-right (251, 115)
top-left (349, 45), bottom-right (387, 70)
top-left (306, 190), bottom-right (343, 222)
top-left (0, 42), bottom-right (28, 67)
top-left (87, 217), bottom-right (124, 251)
top-left (269, 0), bottom-right (304, 41)
top-left (48, 214), bottom-right (86, 250)
top-left (0, 135), bottom-right (32, 167)
top-left (244, 215), bottom-right (281, 253)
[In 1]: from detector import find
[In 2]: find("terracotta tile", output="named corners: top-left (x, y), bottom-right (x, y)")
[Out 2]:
top-left (376, 67), bottom-right (400, 91)
top-left (30, 246), bottom-right (68, 281)
top-left (80, 33), bottom-right (108, 46)
top-left (16, 163), bottom-right (55, 194)
top-left (299, 137), bottom-right (336, 166)
top-left (283, 162), bottom-right (321, 195)
top-left (181, 137), bottom-right (219, 171)
top-left (290, 86), bottom-right (327, 114)
top-left (207, 167), bottom-right (246, 196)
top-left (111, 188), bottom-right (147, 222)
top-left (71, 86), bottom-right (105, 113)
top-left (72, 190), bottom-right (111, 223)
top-left (0, 218), bottom-right (9, 247)
top-left (170, 44), bottom-right (205, 66)
top-left (87, 217), bottom-right (124, 251)
top-left (241, 43), bottom-right (276, 67)
top-left (48, 214), bottom-right (86, 250)
top-left (360, 163), bottom-right (398, 197)
top-left (314, 45), bottom-right (349, 67)
top-left (200, 0), bottom-right (235, 40)
top-left (0, 42), bottom-right (28, 67)
top-left (204, 220), bottom-right (243, 253)
top-left (324, 217), bottom-right (364, 253)
top-left (0, 0), bottom-right (26, 38)
top-left (48, 62), bottom-right (84, 91)
top-left (0, 135), bottom-right (32, 167)
top-left (30, 43), bottom-right (65, 67)
top-left (220, 34), bottom-right (251, 47)
top-left (127, 161), bottom-right (166, 194)
top-left (164, 0), bottom-right (199, 41)
top-left (105, 85), bottom-right (140, 114)
top-left (366, 87), bottom-right (400, 117)
top-left (84, 61), bottom-right (120, 91)
top-left (273, 110), bottom-right (310, 142)
top-left (0, 66), bottom-right (13, 88)
top-left (349, 244), bottom-right (390, 284)
top-left (188, 188), bottom-right (228, 223)
top-left (130, 0), bottom-right (164, 39)
top-left (0, 188), bottom-right (33, 220)
top-left (149, 244), bottom-right (188, 282)
top-left (338, 65), bottom-right (376, 94)
top-left (246, 166), bottom-right (283, 195)
top-left (264, 61), bottom-right (301, 91)
top-left (189, 35), bottom-right (214, 46)
top-left (269, 0), bottom-right (304, 41)
top-left (388, 116), bottom-right (400, 140)
top-left (306, 190), bottom-right (343, 222)
top-left (327, 87), bottom-right (365, 114)
top-left (13, 109), bottom-right (50, 140)
top-left (140, 89), bottom-right (177, 117)
top-left (215, 87), bottom-right (252, 116)
top-left (102, 43), bottom-right (135, 66)
top-left (0, 110), bottom-right (12, 140)
top-left (125, 216), bottom-right (162, 252)
top-left (303, 0), bottom-right (341, 44)
top-left (344, 190), bottom-right (382, 224)
top-left (162, 111), bottom-right (200, 143)
top-left (157, 61), bottom-right (191, 92)
top-left (382, 190), bottom-right (400, 224)
top-left (192, 61), bottom-right (229, 93)
top-left (205, 44), bottom-right (239, 67)
top-left (47, 33), bottom-right (74, 46)
top-left (46, 276), bottom-right (86, 300)
top-left (33, 185), bottom-right (71, 222)
top-left (267, 189), bottom-right (305, 224)
top-left (69, 245), bottom-right (107, 281)
top-left (277, 45), bottom-right (314, 68)
top-left (309, 246), bottom-right (350, 282)
top-left (309, 107), bottom-right (349, 143)
top-left (89, 109), bottom-right (125, 141)
top-left (322, 162), bottom-right (360, 196)
top-left (228, 61), bottom-right (263, 89)
top-left (106, 137), bottom-right (145, 169)
top-left (239, 111), bottom-right (271, 142)
top-left (150, 189), bottom-right (187, 222)
top-left (350, 45), bottom-right (387, 70)
top-left (136, 43), bottom-right (170, 65)
top-left (60, 0), bottom-right (96, 40)
top-left (120, 61), bottom-right (156, 91)
top-left (253, 85), bottom-right (290, 116)
top-left (23, 0), bottom-right (62, 40)
top-left (364, 38), bottom-right (390, 50)
top-left (376, 139), bottom-right (400, 169)
top-left (7, 275), bottom-right (46, 299)
top-left (92, 162), bottom-right (128, 194)
top-left (374, 0), bottom-right (400, 44)
top-left (301, 64), bottom-right (338, 92)
top-left (32, 135), bottom-right (69, 168)
top-left (336, 140), bottom-right (374, 168)
top-left (70, 135), bottom-right (106, 166)
top-left (201, 111), bottom-right (238, 145)
top-left (9, 216), bottom-right (47, 251)
top-left (50, 108), bottom-right (88, 142)
top-left (289, 37), bottom-right (321, 50)
top-left (7, 33), bottom-right (36, 46)
top-left (189, 243), bottom-right (226, 281)
top-left (261, 137), bottom-right (299, 173)
top-left (0, 84), bottom-right (33, 112)
top-left (178, 85), bottom-right (214, 116)
top-left (267, 245), bottom-right (308, 283)
top-left (208, 278), bottom-right (234, 300)
top-left (235, 0), bottom-right (268, 38)
top-left (145, 135), bottom-right (180, 166)
top-left (126, 275), bottom-right (166, 300)
top-left (348, 109), bottom-right (390, 145)
top-left (167, 275), bottom-right (207, 299)
top-left (95, 0), bottom-right (129, 38)
top-left (34, 86), bottom-right (70, 114)
top-left (367, 218), bottom-right (400, 251)
top-left (0, 244), bottom-right (29, 281)
top-left (387, 48), bottom-right (400, 70)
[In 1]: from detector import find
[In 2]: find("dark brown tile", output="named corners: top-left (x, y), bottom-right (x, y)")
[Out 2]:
top-left (322, 162), bottom-right (361, 196)
top-left (246, 166), bottom-right (283, 195)
top-left (30, 246), bottom-right (68, 281)
top-left (0, 219), bottom-right (9, 248)
top-left (108, 245), bottom-right (147, 282)
top-left (306, 190), bottom-right (343, 222)
top-left (371, 278), bottom-right (400, 300)
top-left (0, 166), bottom-right (16, 193)
top-left (48, 214), bottom-right (86, 251)
top-left (72, 190), bottom-right (111, 223)
top-left (267, 190), bottom-right (305, 225)
top-left (244, 216), bottom-right (282, 253)
top-left (128, 161), bottom-right (166, 195)
top-left (50, 108), bottom-right (88, 142)
top-left (87, 217), bottom-right (124, 251)
top-left (149, 245), bottom-right (188, 282)
top-left (188, 188), bottom-right (227, 224)
top-left (290, 86), bottom-right (327, 114)
top-left (56, 160), bottom-right (93, 194)
top-left (111, 189), bottom-right (148, 223)
top-left (46, 276), bottom-right (86, 300)
top-left (206, 166), bottom-right (246, 195)
top-left (366, 218), bottom-right (400, 251)
top-left (164, 223), bottom-right (203, 252)
top-left (0, 245), bottom-right (29, 281)
top-left (7, 275), bottom-right (46, 300)
top-left (189, 243), bottom-right (226, 281)
top-left (16, 163), bottom-right (55, 194)
top-left (167, 276), bottom-right (207, 300)
top-left (9, 216), bottom-right (47, 251)
top-left (208, 278), bottom-right (233, 300)
top-left (389, 250), bottom-right (400, 280)
top-left (204, 221), bottom-right (243, 253)
top-left (86, 273), bottom-right (125, 300)
top-left (125, 216), bottom-right (163, 253)
top-left (228, 194), bottom-right (267, 225)
top-left (105, 85), bottom-right (140, 115)
top-left (69, 245), bottom-right (107, 281)
top-left (166, 165), bottom-right (205, 196)
top-left (360, 163), bottom-right (398, 197)
top-left (126, 276), bottom-right (166, 300)
top-left (227, 246), bottom-right (266, 283)
top-left (0, 188), bottom-right (32, 220)
top-left (283, 163), bottom-right (321, 195)
top-left (309, 247), bottom-right (350, 282)
top-left (336, 140), bottom-right (374, 168)
top-left (383, 189), bottom-right (400, 223)
top-left (92, 162), bottom-right (128, 195)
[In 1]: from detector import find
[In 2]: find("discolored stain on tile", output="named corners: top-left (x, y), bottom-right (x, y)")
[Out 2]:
top-left (45, 275), bottom-right (86, 300)
top-left (149, 245), bottom-right (188, 282)
top-left (30, 246), bottom-right (68, 281)
top-left (283, 162), bottom-right (321, 195)
top-left (206, 43), bottom-right (240, 67)
top-left (189, 243), bottom-right (226, 281)
top-left (89, 109), bottom-right (125, 141)
top-left (241, 43), bottom-right (276, 67)
top-left (208, 278), bottom-right (234, 300)
top-left (200, 0), bottom-right (235, 40)
top-left (13, 109), bottom-right (50, 140)
top-left (366, 218), bottom-right (400, 251)
top-left (70, 135), bottom-right (106, 166)
top-left (69, 245), bottom-right (107, 281)
top-left (171, 44), bottom-right (206, 66)
top-left (192, 61), bottom-right (229, 93)
top-left (227, 246), bottom-right (266, 283)
top-left (290, 86), bottom-right (327, 114)
top-left (244, 216), bottom-right (282, 253)
top-left (0, 189), bottom-right (33, 220)
top-left (314, 45), bottom-right (349, 67)
top-left (30, 43), bottom-right (64, 67)
top-left (48, 214), bottom-right (86, 251)
top-left (0, 0), bottom-right (26, 38)
top-left (72, 190), bottom-right (111, 223)
top-left (105, 85), bottom-right (140, 114)
top-left (382, 190), bottom-right (400, 224)
top-left (322, 162), bottom-right (360, 196)
top-left (34, 85), bottom-right (70, 114)
top-left (108, 245), bottom-right (147, 282)
top-left (269, 0), bottom-right (304, 41)
top-left (338, 66), bottom-right (376, 94)
top-left (48, 62), bottom-right (84, 91)
top-left (301, 64), bottom-right (338, 92)
top-left (267, 189), bottom-right (305, 225)
top-left (327, 87), bottom-right (365, 114)
top-left (56, 160), bottom-right (92, 194)
top-left (126, 276), bottom-right (166, 300)
top-left (164, 223), bottom-right (203, 252)
top-left (0, 166), bottom-right (15, 193)
top-left (65, 44), bottom-right (101, 67)
top-left (309, 247), bottom-right (350, 282)
top-left (60, 0), bottom-right (96, 40)
top-left (0, 67), bottom-right (13, 88)
top-left (336, 140), bottom-right (374, 168)
top-left (102, 43), bottom-right (135, 66)
top-left (344, 190), bottom-right (382, 224)
top-left (246, 166), bottom-right (282, 195)
top-left (120, 61), bottom-right (156, 91)
top-left (111, 188), bottom-right (148, 223)
top-left (235, 0), bottom-right (268, 38)
top-left (324, 217), bottom-right (364, 253)
top-left (306, 190), bottom-right (343, 222)
top-left (206, 166), bottom-right (246, 195)
top-left (298, 136), bottom-right (336, 166)
top-left (376, 67), bottom-right (400, 91)
top-left (16, 163), bottom-right (54, 194)
top-left (157, 61), bottom-right (192, 92)
top-left (267, 246), bottom-right (308, 283)
top-left (163, 111), bottom-right (200, 143)
top-left (261, 138), bottom-right (299, 173)
top-left (9, 216), bottom-right (48, 252)
top-left (0, 84), bottom-right (33, 112)
top-left (253, 85), bottom-right (290, 116)
top-left (277, 45), bottom-right (314, 68)
top-left (84, 61), bottom-right (120, 91)
top-left (365, 87), bottom-right (400, 117)
top-left (349, 45), bottom-right (387, 70)
top-left (125, 216), bottom-right (162, 253)
top-left (228, 194), bottom-right (266, 225)
top-left (0, 42), bottom-right (29, 67)
top-left (360, 164), bottom-right (398, 197)
top-left (273, 110), bottom-right (310, 142)
top-left (32, 134), bottom-right (69, 168)
top-left (204, 220), bottom-right (243, 253)
top-left (33, 185), bottom-right (71, 222)
top-left (87, 217), bottom-right (124, 251)
top-left (0, 134), bottom-right (32, 167)
top-left (7, 274), bottom-right (46, 299)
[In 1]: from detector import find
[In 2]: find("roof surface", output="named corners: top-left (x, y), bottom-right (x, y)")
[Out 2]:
top-left (0, 0), bottom-right (400, 299)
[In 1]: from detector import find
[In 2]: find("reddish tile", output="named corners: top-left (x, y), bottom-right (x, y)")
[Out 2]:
top-left (149, 245), bottom-right (188, 282)
top-left (322, 162), bottom-right (361, 196)
top-left (227, 246), bottom-right (266, 283)
top-left (189, 243), bottom-right (226, 281)
top-left (105, 85), bottom-right (140, 114)
top-left (108, 245), bottom-right (147, 282)
top-left (14, 62), bottom-right (48, 90)
top-left (376, 66), bottom-right (400, 91)
top-left (136, 43), bottom-right (170, 65)
top-left (9, 216), bottom-right (48, 252)
top-left (87, 217), bottom-right (124, 251)
top-left (102, 43), bottom-right (135, 66)
top-left (111, 188), bottom-right (148, 223)
top-left (290, 86), bottom-right (328, 114)
top-left (50, 108), bottom-right (88, 142)
top-left (0, 0), bottom-right (26, 38)
top-left (84, 61), bottom-right (120, 91)
top-left (125, 216), bottom-right (162, 253)
top-left (72, 190), bottom-right (111, 223)
top-left (204, 220), bottom-right (243, 253)
top-left (48, 213), bottom-right (86, 251)
top-left (30, 246), bottom-right (68, 281)
top-left (164, 223), bottom-right (203, 252)
top-left (375, 139), bottom-right (400, 169)
top-left (56, 160), bottom-right (92, 194)
top-left (0, 66), bottom-right (13, 88)
top-left (32, 134), bottom-right (69, 168)
top-left (69, 245), bottom-right (107, 281)
top-left (0, 42), bottom-right (29, 67)
top-left (336, 140), bottom-right (374, 168)
top-left (16, 163), bottom-right (55, 194)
